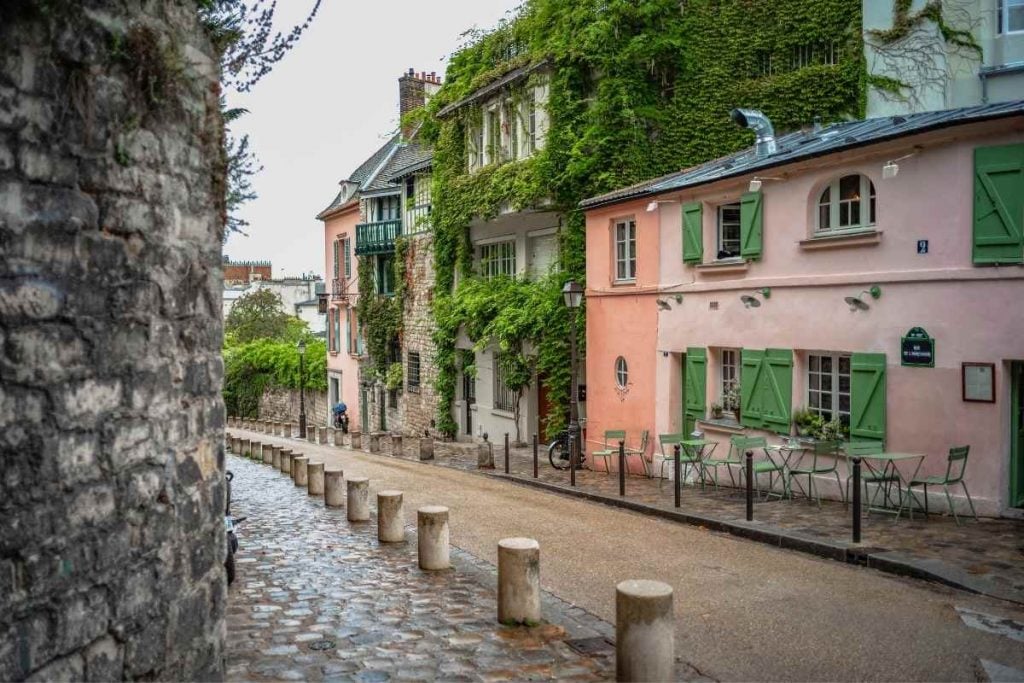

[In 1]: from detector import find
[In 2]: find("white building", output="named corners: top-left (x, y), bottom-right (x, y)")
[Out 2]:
top-left (222, 277), bottom-right (326, 334)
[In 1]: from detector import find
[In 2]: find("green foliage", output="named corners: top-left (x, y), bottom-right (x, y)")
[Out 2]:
top-left (868, 0), bottom-right (982, 56)
top-left (355, 255), bottom-right (402, 374)
top-left (385, 362), bottom-right (403, 392)
top-left (223, 337), bottom-right (326, 417)
top-left (225, 288), bottom-right (294, 343)
top-left (429, 0), bottom-right (867, 438)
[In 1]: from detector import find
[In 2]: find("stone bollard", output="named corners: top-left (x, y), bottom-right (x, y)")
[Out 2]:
top-left (347, 478), bottom-right (370, 521)
top-left (615, 580), bottom-right (675, 683)
top-left (272, 446), bottom-right (282, 470)
top-left (417, 506), bottom-right (450, 571)
top-left (240, 439), bottom-right (250, 457)
top-left (478, 437), bottom-right (494, 469)
top-left (231, 436), bottom-right (240, 455)
top-left (324, 469), bottom-right (345, 507)
top-left (250, 441), bottom-right (262, 460)
top-left (276, 422), bottom-right (284, 437)
top-left (369, 433), bottom-right (381, 453)
top-left (497, 538), bottom-right (541, 626)
top-left (307, 462), bottom-right (325, 496)
top-left (280, 451), bottom-right (292, 475)
top-left (350, 431), bottom-right (362, 449)
top-left (334, 429), bottom-right (344, 447)
top-left (419, 437), bottom-right (434, 461)
top-left (318, 428), bottom-right (328, 445)
top-left (391, 434), bottom-right (403, 457)
top-left (262, 444), bottom-right (273, 465)
top-left (377, 490), bottom-right (405, 543)
top-left (292, 456), bottom-right (309, 487)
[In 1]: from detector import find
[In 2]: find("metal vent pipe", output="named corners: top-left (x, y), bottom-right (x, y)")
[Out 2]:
top-left (730, 108), bottom-right (777, 158)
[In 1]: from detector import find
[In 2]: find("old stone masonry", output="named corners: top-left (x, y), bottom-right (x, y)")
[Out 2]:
top-left (225, 455), bottom-right (614, 681)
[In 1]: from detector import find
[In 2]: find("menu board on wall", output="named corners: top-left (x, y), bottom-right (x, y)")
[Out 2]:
top-left (963, 363), bottom-right (995, 403)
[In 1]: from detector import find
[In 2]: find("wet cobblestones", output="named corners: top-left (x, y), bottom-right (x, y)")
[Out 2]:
top-left (225, 454), bottom-right (615, 682)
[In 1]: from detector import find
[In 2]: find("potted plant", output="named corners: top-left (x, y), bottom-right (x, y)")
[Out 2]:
top-left (710, 402), bottom-right (724, 419)
top-left (820, 417), bottom-right (845, 442)
top-left (792, 408), bottom-right (817, 437)
top-left (723, 382), bottom-right (741, 423)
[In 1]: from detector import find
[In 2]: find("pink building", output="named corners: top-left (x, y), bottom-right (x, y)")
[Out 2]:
top-left (581, 101), bottom-right (1024, 517)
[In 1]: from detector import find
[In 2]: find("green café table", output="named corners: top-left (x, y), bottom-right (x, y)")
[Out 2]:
top-left (763, 442), bottom-right (812, 500)
top-left (680, 439), bottom-right (717, 491)
top-left (846, 452), bottom-right (926, 520)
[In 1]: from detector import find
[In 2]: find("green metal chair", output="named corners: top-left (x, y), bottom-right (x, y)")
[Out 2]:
top-left (657, 433), bottom-right (701, 487)
top-left (788, 440), bottom-right (843, 507)
top-left (906, 446), bottom-right (977, 525)
top-left (735, 436), bottom-right (783, 499)
top-left (592, 429), bottom-right (626, 474)
top-left (844, 440), bottom-right (900, 513)
top-left (626, 429), bottom-right (651, 477)
top-left (703, 435), bottom-right (745, 488)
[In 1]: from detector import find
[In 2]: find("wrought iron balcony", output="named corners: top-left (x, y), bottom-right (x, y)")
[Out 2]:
top-left (354, 219), bottom-right (401, 256)
top-left (332, 278), bottom-right (349, 301)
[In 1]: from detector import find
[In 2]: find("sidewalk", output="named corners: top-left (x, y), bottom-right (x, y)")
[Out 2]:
top-left (352, 432), bottom-right (1024, 605)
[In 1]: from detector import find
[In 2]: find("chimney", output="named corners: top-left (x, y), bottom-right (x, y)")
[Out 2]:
top-left (398, 68), bottom-right (442, 141)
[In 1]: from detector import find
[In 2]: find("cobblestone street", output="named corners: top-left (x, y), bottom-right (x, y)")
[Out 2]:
top-left (225, 454), bottom-right (618, 682)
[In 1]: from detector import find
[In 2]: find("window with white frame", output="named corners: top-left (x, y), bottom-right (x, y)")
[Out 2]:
top-left (716, 203), bottom-right (741, 259)
top-left (817, 174), bottom-right (876, 233)
top-left (807, 353), bottom-right (851, 425)
top-left (998, 0), bottom-right (1024, 33)
top-left (502, 99), bottom-right (518, 161)
top-left (615, 356), bottom-right (628, 388)
top-left (720, 348), bottom-right (739, 409)
top-left (526, 94), bottom-right (537, 155)
top-left (493, 352), bottom-right (517, 412)
top-left (342, 237), bottom-right (351, 278)
top-left (480, 240), bottom-right (516, 279)
top-left (486, 107), bottom-right (501, 164)
top-left (468, 122), bottom-right (485, 171)
top-left (614, 219), bottom-right (636, 281)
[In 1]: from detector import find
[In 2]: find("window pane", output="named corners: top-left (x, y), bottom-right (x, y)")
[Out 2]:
top-left (839, 375), bottom-right (850, 393)
top-left (809, 392), bottom-right (819, 408)
top-left (809, 374), bottom-right (819, 390)
top-left (1011, 3), bottom-right (1024, 30)
top-left (840, 175), bottom-right (860, 200)
top-left (849, 199), bottom-right (860, 226)
top-left (839, 394), bottom-right (850, 413)
top-left (838, 356), bottom-right (850, 374)
top-left (821, 356), bottom-right (833, 372)
top-left (821, 374), bottom-right (832, 392)
top-left (819, 203), bottom-right (830, 230)
top-left (820, 393), bottom-right (832, 409)
top-left (809, 355), bottom-right (819, 372)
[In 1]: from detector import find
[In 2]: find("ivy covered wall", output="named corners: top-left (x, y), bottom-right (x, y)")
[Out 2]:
top-left (415, 0), bottom-right (868, 438)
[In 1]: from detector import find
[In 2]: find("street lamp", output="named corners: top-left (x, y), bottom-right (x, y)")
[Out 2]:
top-left (562, 281), bottom-right (584, 473)
top-left (297, 339), bottom-right (307, 439)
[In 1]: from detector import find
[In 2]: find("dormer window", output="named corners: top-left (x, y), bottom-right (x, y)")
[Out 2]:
top-left (817, 174), bottom-right (876, 233)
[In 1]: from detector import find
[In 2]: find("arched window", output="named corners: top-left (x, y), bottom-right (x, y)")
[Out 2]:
top-left (615, 356), bottom-right (628, 388)
top-left (817, 174), bottom-right (876, 233)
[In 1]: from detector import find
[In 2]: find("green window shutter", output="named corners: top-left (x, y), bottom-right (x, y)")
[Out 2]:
top-left (344, 239), bottom-right (352, 278)
top-left (333, 240), bottom-right (340, 279)
top-left (345, 309), bottom-right (351, 353)
top-left (682, 202), bottom-right (703, 264)
top-left (973, 143), bottom-right (1024, 265)
top-left (740, 191), bottom-right (763, 260)
top-left (761, 348), bottom-right (793, 435)
top-left (685, 347), bottom-right (707, 428)
top-left (740, 349), bottom-right (764, 428)
top-left (850, 352), bottom-right (886, 443)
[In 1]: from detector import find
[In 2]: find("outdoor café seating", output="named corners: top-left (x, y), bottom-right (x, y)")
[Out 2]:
top-left (906, 445), bottom-right (977, 525)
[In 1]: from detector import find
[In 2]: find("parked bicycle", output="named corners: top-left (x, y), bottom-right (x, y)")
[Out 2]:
top-left (548, 429), bottom-right (587, 470)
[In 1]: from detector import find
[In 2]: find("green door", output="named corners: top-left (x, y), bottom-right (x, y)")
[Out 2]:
top-left (1012, 362), bottom-right (1024, 508)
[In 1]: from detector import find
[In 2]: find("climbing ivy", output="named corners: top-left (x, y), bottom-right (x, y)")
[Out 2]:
top-left (355, 254), bottom-right (402, 377)
top-left (423, 0), bottom-right (870, 440)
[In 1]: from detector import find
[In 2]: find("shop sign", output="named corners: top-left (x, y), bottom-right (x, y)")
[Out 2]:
top-left (901, 327), bottom-right (934, 367)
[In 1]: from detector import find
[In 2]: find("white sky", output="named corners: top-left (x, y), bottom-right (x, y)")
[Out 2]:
top-left (223, 0), bottom-right (521, 279)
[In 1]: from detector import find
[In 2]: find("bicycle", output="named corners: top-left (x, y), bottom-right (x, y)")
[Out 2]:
top-left (548, 429), bottom-right (587, 470)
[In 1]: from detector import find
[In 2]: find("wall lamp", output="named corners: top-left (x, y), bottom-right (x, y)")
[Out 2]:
top-left (740, 288), bottom-right (771, 308)
top-left (656, 298), bottom-right (672, 311)
top-left (882, 148), bottom-right (921, 179)
top-left (646, 199), bottom-right (678, 212)
top-left (844, 285), bottom-right (882, 311)
top-left (748, 176), bottom-right (781, 192)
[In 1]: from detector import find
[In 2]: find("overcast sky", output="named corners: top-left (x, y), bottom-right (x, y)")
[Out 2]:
top-left (223, 0), bottom-right (521, 280)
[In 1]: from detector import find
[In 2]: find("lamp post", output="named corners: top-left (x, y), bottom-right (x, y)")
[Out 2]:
top-left (562, 281), bottom-right (584, 472)
top-left (297, 339), bottom-right (307, 439)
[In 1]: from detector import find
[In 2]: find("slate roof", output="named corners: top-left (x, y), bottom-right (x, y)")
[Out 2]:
top-left (385, 142), bottom-right (433, 182)
top-left (436, 60), bottom-right (550, 119)
top-left (580, 100), bottom-right (1024, 210)
top-left (316, 134), bottom-right (401, 218)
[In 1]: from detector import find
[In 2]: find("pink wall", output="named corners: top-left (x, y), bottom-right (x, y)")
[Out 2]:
top-left (323, 202), bottom-right (361, 428)
top-left (585, 120), bottom-right (1024, 512)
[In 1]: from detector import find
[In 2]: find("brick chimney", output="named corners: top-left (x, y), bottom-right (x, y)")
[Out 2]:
top-left (399, 68), bottom-right (442, 141)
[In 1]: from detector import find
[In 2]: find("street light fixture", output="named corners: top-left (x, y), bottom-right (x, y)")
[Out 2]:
top-left (297, 338), bottom-right (307, 439)
top-left (562, 281), bottom-right (584, 477)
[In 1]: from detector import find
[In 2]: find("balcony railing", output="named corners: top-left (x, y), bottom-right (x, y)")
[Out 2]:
top-left (355, 219), bottom-right (401, 256)
top-left (332, 278), bottom-right (349, 301)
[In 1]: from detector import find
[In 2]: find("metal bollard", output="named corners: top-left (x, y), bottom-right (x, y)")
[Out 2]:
top-left (852, 457), bottom-right (862, 543)
top-left (618, 440), bottom-right (625, 497)
top-left (504, 432), bottom-right (510, 474)
top-left (745, 451), bottom-right (754, 521)
top-left (569, 434), bottom-right (576, 487)
top-left (532, 433), bottom-right (538, 478)
top-left (674, 443), bottom-right (681, 508)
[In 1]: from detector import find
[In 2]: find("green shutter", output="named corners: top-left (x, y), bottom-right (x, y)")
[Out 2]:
top-left (850, 353), bottom-right (886, 443)
top-left (685, 347), bottom-right (707, 430)
top-left (333, 240), bottom-right (340, 278)
top-left (740, 191), bottom-right (763, 260)
top-left (344, 239), bottom-right (352, 278)
top-left (973, 144), bottom-right (1024, 265)
top-left (740, 349), bottom-right (764, 428)
top-left (682, 202), bottom-right (703, 264)
top-left (761, 348), bottom-right (792, 434)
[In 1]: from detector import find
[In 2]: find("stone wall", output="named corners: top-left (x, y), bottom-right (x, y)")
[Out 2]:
top-left (259, 385), bottom-right (330, 427)
top-left (399, 232), bottom-right (439, 437)
top-left (0, 2), bottom-right (226, 680)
